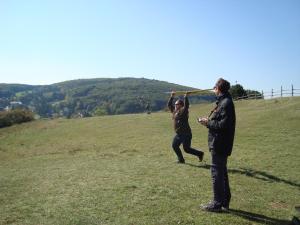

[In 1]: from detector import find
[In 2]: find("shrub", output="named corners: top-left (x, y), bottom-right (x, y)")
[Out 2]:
top-left (0, 109), bottom-right (35, 128)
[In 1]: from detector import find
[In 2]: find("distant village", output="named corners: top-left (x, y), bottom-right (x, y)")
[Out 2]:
top-left (0, 101), bottom-right (29, 111)
top-left (0, 100), bottom-right (91, 119)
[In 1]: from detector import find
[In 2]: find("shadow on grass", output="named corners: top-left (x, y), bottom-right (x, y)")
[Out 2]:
top-left (227, 209), bottom-right (292, 225)
top-left (185, 163), bottom-right (300, 188)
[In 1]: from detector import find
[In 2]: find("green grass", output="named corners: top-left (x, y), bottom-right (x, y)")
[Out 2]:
top-left (1, 97), bottom-right (300, 225)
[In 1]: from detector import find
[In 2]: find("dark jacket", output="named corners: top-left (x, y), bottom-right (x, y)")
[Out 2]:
top-left (168, 96), bottom-right (192, 135)
top-left (207, 92), bottom-right (236, 156)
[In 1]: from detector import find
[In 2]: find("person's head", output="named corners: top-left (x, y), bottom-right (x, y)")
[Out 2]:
top-left (214, 78), bottom-right (231, 96)
top-left (175, 99), bottom-right (184, 110)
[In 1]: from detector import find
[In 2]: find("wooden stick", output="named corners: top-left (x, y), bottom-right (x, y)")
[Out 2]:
top-left (165, 89), bottom-right (214, 96)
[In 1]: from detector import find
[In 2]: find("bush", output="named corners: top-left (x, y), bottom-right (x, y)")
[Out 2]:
top-left (0, 109), bottom-right (35, 128)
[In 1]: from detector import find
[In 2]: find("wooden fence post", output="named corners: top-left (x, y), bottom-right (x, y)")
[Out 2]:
top-left (271, 89), bottom-right (273, 98)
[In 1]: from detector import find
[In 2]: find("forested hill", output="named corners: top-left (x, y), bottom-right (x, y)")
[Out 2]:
top-left (0, 78), bottom-right (214, 117)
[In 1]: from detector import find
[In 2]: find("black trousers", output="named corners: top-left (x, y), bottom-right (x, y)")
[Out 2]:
top-left (211, 152), bottom-right (231, 206)
top-left (172, 133), bottom-right (203, 161)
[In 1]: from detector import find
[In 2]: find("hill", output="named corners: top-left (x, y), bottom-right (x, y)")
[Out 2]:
top-left (0, 97), bottom-right (299, 224)
top-left (0, 78), bottom-right (214, 117)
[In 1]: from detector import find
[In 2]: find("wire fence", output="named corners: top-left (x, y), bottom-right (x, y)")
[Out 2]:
top-left (234, 85), bottom-right (300, 101)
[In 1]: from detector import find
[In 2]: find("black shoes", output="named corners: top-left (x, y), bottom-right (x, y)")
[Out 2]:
top-left (177, 159), bottom-right (185, 164)
top-left (222, 202), bottom-right (230, 211)
top-left (200, 202), bottom-right (222, 213)
top-left (198, 152), bottom-right (204, 162)
top-left (222, 197), bottom-right (231, 210)
top-left (176, 152), bottom-right (203, 164)
top-left (200, 201), bottom-right (230, 212)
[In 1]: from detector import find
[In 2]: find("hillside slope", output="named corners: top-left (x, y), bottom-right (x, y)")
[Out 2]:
top-left (0, 97), bottom-right (299, 225)
top-left (0, 78), bottom-right (214, 117)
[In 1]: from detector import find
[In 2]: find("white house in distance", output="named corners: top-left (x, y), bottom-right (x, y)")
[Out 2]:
top-left (5, 101), bottom-right (25, 111)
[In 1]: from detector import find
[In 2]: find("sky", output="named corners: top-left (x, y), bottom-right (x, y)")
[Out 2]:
top-left (0, 0), bottom-right (299, 92)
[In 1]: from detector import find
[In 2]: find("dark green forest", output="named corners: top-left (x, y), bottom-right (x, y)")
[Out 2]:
top-left (0, 78), bottom-right (214, 118)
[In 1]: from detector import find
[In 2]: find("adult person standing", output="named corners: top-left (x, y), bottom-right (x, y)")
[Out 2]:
top-left (168, 91), bottom-right (204, 164)
top-left (198, 78), bottom-right (236, 212)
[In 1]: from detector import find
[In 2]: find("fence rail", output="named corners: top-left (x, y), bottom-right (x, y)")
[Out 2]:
top-left (234, 85), bottom-right (300, 101)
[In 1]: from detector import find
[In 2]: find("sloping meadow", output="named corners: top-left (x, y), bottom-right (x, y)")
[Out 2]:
top-left (0, 97), bottom-right (299, 225)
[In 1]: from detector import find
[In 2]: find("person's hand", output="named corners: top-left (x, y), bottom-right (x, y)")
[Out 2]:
top-left (184, 91), bottom-right (192, 97)
top-left (197, 117), bottom-right (208, 126)
top-left (171, 91), bottom-right (175, 97)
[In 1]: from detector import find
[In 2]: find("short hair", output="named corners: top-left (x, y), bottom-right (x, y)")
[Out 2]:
top-left (215, 78), bottom-right (231, 93)
top-left (175, 99), bottom-right (184, 106)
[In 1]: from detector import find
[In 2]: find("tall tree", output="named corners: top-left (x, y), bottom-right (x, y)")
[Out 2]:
top-left (230, 84), bottom-right (247, 99)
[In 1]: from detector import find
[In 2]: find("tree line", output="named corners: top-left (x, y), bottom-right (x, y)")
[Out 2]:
top-left (0, 78), bottom-right (215, 118)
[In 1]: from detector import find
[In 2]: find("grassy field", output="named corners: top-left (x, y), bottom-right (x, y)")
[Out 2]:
top-left (0, 97), bottom-right (300, 225)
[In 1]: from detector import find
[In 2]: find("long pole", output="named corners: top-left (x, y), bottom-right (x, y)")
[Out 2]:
top-left (165, 89), bottom-right (214, 96)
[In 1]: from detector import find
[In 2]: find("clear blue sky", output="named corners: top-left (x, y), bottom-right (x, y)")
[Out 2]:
top-left (0, 0), bottom-right (299, 92)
